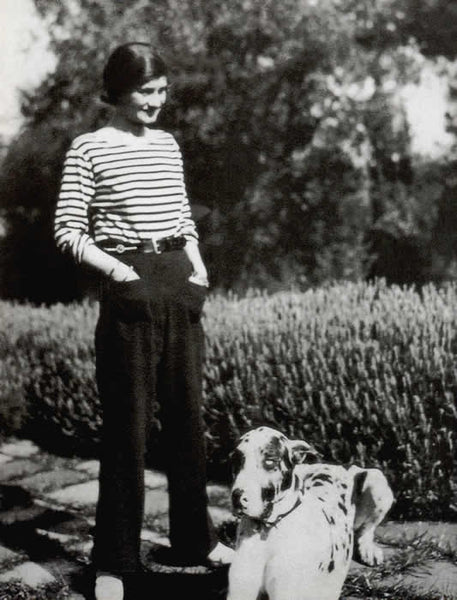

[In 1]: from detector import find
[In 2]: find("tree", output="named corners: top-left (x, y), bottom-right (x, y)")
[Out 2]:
top-left (0, 0), bottom-right (454, 301)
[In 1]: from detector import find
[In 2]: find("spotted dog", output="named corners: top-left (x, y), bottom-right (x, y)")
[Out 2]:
top-left (227, 427), bottom-right (394, 600)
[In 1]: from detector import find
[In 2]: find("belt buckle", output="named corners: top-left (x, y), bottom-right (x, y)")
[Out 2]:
top-left (151, 235), bottom-right (162, 254)
top-left (115, 243), bottom-right (126, 254)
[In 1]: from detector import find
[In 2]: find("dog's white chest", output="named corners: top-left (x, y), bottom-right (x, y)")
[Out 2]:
top-left (265, 492), bottom-right (354, 594)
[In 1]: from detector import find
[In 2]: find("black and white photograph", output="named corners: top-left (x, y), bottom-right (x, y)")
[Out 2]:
top-left (0, 1), bottom-right (457, 599)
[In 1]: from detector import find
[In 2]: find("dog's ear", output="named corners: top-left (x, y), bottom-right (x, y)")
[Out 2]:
top-left (288, 440), bottom-right (321, 464)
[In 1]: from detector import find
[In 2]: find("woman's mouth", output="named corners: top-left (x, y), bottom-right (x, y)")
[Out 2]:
top-left (142, 107), bottom-right (159, 117)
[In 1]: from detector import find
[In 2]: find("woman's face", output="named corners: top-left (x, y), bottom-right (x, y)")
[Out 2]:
top-left (115, 76), bottom-right (168, 127)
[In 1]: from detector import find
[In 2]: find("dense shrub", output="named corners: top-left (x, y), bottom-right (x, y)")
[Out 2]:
top-left (0, 300), bottom-right (99, 454)
top-left (0, 280), bottom-right (456, 519)
top-left (203, 281), bottom-right (457, 519)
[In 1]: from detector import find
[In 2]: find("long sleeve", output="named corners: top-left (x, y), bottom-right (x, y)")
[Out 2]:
top-left (173, 140), bottom-right (199, 243)
top-left (54, 141), bottom-right (96, 263)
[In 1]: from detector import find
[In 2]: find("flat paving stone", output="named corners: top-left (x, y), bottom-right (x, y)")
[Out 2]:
top-left (144, 469), bottom-right (167, 489)
top-left (207, 483), bottom-right (230, 497)
top-left (17, 469), bottom-right (91, 495)
top-left (0, 503), bottom-right (48, 526)
top-left (43, 514), bottom-right (92, 537)
top-left (17, 469), bottom-right (89, 494)
top-left (36, 528), bottom-right (78, 545)
top-left (75, 459), bottom-right (99, 476)
top-left (72, 539), bottom-right (93, 555)
top-left (144, 512), bottom-right (169, 534)
top-left (207, 484), bottom-right (231, 510)
top-left (0, 544), bottom-right (20, 565)
top-left (380, 559), bottom-right (457, 598)
top-left (46, 480), bottom-right (99, 507)
top-left (209, 506), bottom-right (234, 527)
top-left (141, 529), bottom-right (170, 546)
top-left (0, 460), bottom-right (44, 482)
top-left (37, 528), bottom-right (94, 557)
top-left (0, 561), bottom-right (55, 586)
top-left (0, 440), bottom-right (39, 458)
top-left (144, 489), bottom-right (169, 516)
top-left (379, 521), bottom-right (457, 553)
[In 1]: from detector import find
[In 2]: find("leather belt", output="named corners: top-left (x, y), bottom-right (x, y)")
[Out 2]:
top-left (99, 235), bottom-right (186, 255)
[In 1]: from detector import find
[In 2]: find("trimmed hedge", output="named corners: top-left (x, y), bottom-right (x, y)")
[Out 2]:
top-left (0, 280), bottom-right (456, 519)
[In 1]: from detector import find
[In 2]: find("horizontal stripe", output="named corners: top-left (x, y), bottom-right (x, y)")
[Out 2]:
top-left (54, 127), bottom-right (198, 262)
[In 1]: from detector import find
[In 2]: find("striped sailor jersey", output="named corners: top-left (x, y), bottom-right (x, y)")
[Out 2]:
top-left (54, 126), bottom-right (198, 263)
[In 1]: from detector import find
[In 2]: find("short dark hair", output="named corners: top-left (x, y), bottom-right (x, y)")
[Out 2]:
top-left (102, 43), bottom-right (168, 105)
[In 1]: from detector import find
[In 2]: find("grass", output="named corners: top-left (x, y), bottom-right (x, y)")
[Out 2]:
top-left (343, 531), bottom-right (457, 599)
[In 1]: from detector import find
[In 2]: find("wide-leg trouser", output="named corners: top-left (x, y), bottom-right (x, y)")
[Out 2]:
top-left (92, 250), bottom-right (217, 574)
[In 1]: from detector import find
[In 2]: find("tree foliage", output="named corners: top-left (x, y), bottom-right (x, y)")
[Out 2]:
top-left (0, 0), bottom-right (455, 301)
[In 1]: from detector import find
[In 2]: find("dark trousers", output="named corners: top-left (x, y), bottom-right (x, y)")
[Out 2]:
top-left (92, 250), bottom-right (217, 574)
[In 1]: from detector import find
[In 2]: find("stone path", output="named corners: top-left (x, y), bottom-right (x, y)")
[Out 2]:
top-left (0, 438), bottom-right (456, 599)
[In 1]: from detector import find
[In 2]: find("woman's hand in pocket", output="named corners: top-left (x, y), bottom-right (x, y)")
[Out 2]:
top-left (109, 261), bottom-right (140, 282)
top-left (188, 270), bottom-right (209, 288)
top-left (108, 264), bottom-right (150, 322)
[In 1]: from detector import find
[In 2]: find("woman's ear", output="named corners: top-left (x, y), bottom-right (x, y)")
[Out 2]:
top-left (288, 440), bottom-right (321, 464)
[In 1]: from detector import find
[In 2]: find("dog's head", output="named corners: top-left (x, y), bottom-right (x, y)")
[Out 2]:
top-left (230, 426), bottom-right (320, 520)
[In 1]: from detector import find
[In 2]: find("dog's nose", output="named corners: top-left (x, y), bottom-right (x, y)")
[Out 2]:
top-left (231, 488), bottom-right (248, 511)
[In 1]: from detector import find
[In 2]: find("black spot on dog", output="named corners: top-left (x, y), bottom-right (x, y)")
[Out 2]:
top-left (311, 473), bottom-right (333, 485)
top-left (322, 509), bottom-right (335, 525)
top-left (338, 502), bottom-right (348, 515)
top-left (280, 469), bottom-right (292, 492)
top-left (263, 436), bottom-right (282, 456)
top-left (232, 488), bottom-right (245, 511)
top-left (261, 485), bottom-right (275, 503)
top-left (328, 560), bottom-right (335, 573)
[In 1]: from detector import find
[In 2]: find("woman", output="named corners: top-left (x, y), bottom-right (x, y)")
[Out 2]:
top-left (55, 42), bottom-right (233, 600)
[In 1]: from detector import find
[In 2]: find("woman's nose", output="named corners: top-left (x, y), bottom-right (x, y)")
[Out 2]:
top-left (145, 92), bottom-right (165, 106)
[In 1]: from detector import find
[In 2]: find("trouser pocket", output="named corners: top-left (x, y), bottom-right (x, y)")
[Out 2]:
top-left (181, 279), bottom-right (208, 323)
top-left (108, 278), bottom-right (152, 322)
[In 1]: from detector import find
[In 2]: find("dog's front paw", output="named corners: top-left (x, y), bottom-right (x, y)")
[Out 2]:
top-left (354, 535), bottom-right (384, 566)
